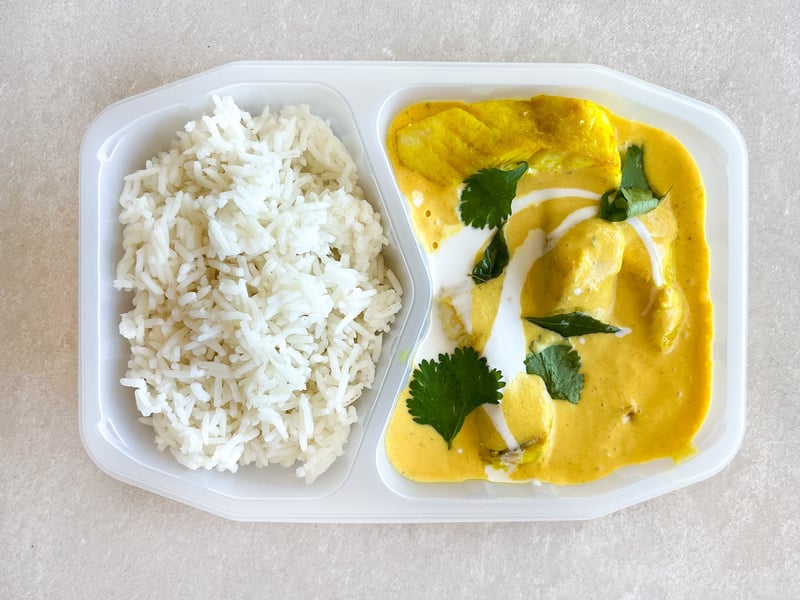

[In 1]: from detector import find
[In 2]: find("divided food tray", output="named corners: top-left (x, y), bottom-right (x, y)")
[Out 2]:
top-left (79, 61), bottom-right (747, 522)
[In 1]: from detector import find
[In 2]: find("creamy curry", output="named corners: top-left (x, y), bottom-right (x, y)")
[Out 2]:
top-left (384, 95), bottom-right (713, 484)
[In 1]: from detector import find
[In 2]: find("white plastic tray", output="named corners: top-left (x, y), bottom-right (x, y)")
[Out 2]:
top-left (79, 61), bottom-right (748, 522)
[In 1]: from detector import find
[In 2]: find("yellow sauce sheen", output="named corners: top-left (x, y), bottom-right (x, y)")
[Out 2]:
top-left (384, 98), bottom-right (713, 484)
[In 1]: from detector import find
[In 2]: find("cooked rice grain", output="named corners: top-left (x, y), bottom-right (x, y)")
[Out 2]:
top-left (114, 95), bottom-right (402, 482)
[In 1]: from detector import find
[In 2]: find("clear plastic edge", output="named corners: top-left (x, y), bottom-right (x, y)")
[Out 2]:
top-left (78, 61), bottom-right (748, 522)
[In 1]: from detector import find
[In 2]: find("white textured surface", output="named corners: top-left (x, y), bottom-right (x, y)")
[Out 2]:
top-left (2, 1), bottom-right (798, 597)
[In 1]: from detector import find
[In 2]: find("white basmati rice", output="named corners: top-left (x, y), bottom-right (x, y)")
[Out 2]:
top-left (114, 95), bottom-right (402, 482)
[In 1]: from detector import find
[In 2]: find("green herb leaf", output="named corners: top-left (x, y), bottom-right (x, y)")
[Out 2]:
top-left (459, 162), bottom-right (528, 229)
top-left (471, 225), bottom-right (510, 284)
top-left (525, 312), bottom-right (620, 337)
top-left (598, 145), bottom-right (664, 222)
top-left (598, 188), bottom-right (627, 222)
top-left (407, 346), bottom-right (505, 449)
top-left (524, 344), bottom-right (584, 404)
top-left (620, 144), bottom-right (650, 190)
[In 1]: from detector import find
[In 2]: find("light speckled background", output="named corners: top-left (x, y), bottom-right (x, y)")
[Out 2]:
top-left (2, 1), bottom-right (798, 598)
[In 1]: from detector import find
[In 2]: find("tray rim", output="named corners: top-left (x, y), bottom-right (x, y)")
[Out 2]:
top-left (79, 60), bottom-right (748, 522)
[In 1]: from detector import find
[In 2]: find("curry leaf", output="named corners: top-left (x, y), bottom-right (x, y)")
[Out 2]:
top-left (525, 312), bottom-right (620, 337)
top-left (620, 144), bottom-right (650, 190)
top-left (599, 145), bottom-right (665, 222)
top-left (471, 225), bottom-right (510, 284)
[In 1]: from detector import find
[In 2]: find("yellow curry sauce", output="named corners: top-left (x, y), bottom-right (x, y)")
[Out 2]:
top-left (384, 96), bottom-right (713, 484)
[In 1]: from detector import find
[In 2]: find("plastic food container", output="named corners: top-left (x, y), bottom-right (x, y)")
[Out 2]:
top-left (79, 61), bottom-right (747, 522)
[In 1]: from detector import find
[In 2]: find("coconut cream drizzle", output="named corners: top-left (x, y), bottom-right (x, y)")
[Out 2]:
top-left (511, 188), bottom-right (599, 215)
top-left (416, 189), bottom-right (662, 452)
top-left (545, 205), bottom-right (599, 250)
top-left (480, 228), bottom-right (546, 450)
top-left (628, 216), bottom-right (665, 287)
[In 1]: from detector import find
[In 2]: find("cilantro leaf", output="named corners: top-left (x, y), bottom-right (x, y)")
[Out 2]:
top-left (598, 145), bottom-right (665, 222)
top-left (471, 224), bottom-right (509, 284)
top-left (525, 312), bottom-right (620, 337)
top-left (407, 346), bottom-right (505, 449)
top-left (459, 162), bottom-right (528, 229)
top-left (524, 344), bottom-right (584, 404)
